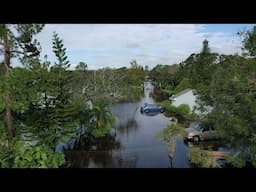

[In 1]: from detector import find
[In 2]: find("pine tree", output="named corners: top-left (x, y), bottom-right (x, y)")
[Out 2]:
top-left (201, 39), bottom-right (210, 54)
top-left (49, 32), bottom-right (78, 148)
top-left (0, 24), bottom-right (44, 147)
top-left (21, 32), bottom-right (78, 150)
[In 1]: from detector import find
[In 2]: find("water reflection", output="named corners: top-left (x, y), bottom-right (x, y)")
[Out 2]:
top-left (116, 117), bottom-right (138, 137)
top-left (141, 111), bottom-right (162, 116)
top-left (64, 134), bottom-right (123, 168)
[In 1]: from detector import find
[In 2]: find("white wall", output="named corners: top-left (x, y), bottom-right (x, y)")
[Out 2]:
top-left (172, 90), bottom-right (197, 111)
top-left (172, 90), bottom-right (212, 115)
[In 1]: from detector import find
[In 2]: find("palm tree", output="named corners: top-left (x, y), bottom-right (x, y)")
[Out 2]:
top-left (90, 100), bottom-right (115, 137)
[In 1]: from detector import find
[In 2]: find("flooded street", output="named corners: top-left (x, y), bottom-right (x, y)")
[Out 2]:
top-left (65, 81), bottom-right (193, 168)
top-left (65, 81), bottom-right (233, 168)
top-left (110, 82), bottom-right (172, 168)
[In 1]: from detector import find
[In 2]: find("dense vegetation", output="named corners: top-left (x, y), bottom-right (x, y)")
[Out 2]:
top-left (1, 24), bottom-right (256, 168)
top-left (0, 24), bottom-right (145, 168)
top-left (153, 26), bottom-right (256, 167)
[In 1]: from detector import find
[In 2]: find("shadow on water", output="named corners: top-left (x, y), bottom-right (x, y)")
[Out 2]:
top-left (65, 150), bottom-right (138, 168)
top-left (63, 134), bottom-right (124, 168)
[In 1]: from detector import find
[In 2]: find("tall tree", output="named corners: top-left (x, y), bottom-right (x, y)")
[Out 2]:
top-left (201, 39), bottom-right (210, 54)
top-left (24, 32), bottom-right (78, 150)
top-left (0, 24), bottom-right (44, 147)
top-left (50, 32), bottom-right (78, 148)
top-left (241, 25), bottom-right (256, 57)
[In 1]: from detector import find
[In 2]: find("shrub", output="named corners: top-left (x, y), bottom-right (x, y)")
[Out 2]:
top-left (176, 104), bottom-right (191, 116)
top-left (188, 147), bottom-right (217, 168)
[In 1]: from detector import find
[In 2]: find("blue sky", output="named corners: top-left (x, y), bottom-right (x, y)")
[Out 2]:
top-left (11, 24), bottom-right (255, 70)
top-left (200, 24), bottom-right (254, 33)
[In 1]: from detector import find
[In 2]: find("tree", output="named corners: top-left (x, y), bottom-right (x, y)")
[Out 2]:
top-left (130, 60), bottom-right (140, 69)
top-left (24, 32), bottom-right (78, 150)
top-left (89, 100), bottom-right (115, 138)
top-left (195, 54), bottom-right (256, 166)
top-left (75, 62), bottom-right (87, 72)
top-left (241, 25), bottom-right (256, 57)
top-left (48, 32), bottom-right (78, 148)
top-left (0, 24), bottom-right (44, 147)
top-left (201, 39), bottom-right (210, 54)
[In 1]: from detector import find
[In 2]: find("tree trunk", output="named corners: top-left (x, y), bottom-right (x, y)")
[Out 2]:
top-left (3, 30), bottom-right (13, 147)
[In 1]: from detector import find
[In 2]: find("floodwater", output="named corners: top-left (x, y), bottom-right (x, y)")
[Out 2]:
top-left (64, 82), bottom-right (227, 168)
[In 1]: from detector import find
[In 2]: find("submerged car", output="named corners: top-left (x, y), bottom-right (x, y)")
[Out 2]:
top-left (184, 122), bottom-right (218, 142)
top-left (140, 103), bottom-right (165, 113)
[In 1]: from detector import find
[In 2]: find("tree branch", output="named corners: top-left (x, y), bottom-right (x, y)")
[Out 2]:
top-left (11, 50), bottom-right (26, 55)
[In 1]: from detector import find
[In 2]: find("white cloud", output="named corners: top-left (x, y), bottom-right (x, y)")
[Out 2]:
top-left (31, 24), bottom-right (244, 69)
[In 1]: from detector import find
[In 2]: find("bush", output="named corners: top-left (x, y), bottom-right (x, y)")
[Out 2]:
top-left (0, 141), bottom-right (65, 168)
top-left (13, 145), bottom-right (65, 168)
top-left (188, 147), bottom-right (217, 168)
top-left (155, 124), bottom-right (185, 143)
top-left (173, 78), bottom-right (191, 94)
top-left (176, 104), bottom-right (191, 116)
top-left (226, 154), bottom-right (246, 168)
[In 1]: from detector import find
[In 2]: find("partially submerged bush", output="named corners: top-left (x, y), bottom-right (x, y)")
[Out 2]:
top-left (156, 124), bottom-right (185, 144)
top-left (188, 147), bottom-right (217, 168)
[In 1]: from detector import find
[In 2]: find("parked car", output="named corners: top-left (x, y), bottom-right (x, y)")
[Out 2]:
top-left (140, 103), bottom-right (165, 113)
top-left (184, 122), bottom-right (218, 142)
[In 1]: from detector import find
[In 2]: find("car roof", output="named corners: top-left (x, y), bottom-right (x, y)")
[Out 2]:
top-left (145, 104), bottom-right (158, 106)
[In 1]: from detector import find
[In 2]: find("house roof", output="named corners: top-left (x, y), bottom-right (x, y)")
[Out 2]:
top-left (172, 88), bottom-right (194, 98)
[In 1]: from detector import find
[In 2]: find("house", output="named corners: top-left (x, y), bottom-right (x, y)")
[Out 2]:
top-left (170, 88), bottom-right (212, 115)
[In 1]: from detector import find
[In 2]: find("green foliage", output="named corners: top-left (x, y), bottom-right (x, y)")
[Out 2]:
top-left (156, 124), bottom-right (185, 144)
top-left (0, 24), bottom-right (45, 148)
top-left (176, 37), bottom-right (256, 165)
top-left (201, 39), bottom-right (210, 54)
top-left (89, 100), bottom-right (116, 138)
top-left (52, 32), bottom-right (70, 69)
top-left (177, 104), bottom-right (191, 117)
top-left (13, 145), bottom-right (64, 168)
top-left (128, 60), bottom-right (145, 88)
top-left (176, 41), bottom-right (218, 91)
top-left (0, 24), bottom-right (44, 60)
top-left (0, 140), bottom-right (64, 168)
top-left (9, 67), bottom-right (33, 112)
top-left (91, 128), bottom-right (112, 138)
top-left (149, 64), bottom-right (181, 102)
top-left (153, 36), bottom-right (256, 166)
top-left (188, 147), bottom-right (217, 168)
top-left (172, 78), bottom-right (191, 94)
top-left (157, 100), bottom-right (172, 109)
top-left (0, 73), bottom-right (3, 112)
top-left (241, 26), bottom-right (256, 57)
top-left (75, 62), bottom-right (87, 72)
top-left (157, 101), bottom-right (193, 122)
top-left (226, 154), bottom-right (246, 168)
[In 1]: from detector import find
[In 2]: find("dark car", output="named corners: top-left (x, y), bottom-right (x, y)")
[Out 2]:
top-left (140, 103), bottom-right (165, 113)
